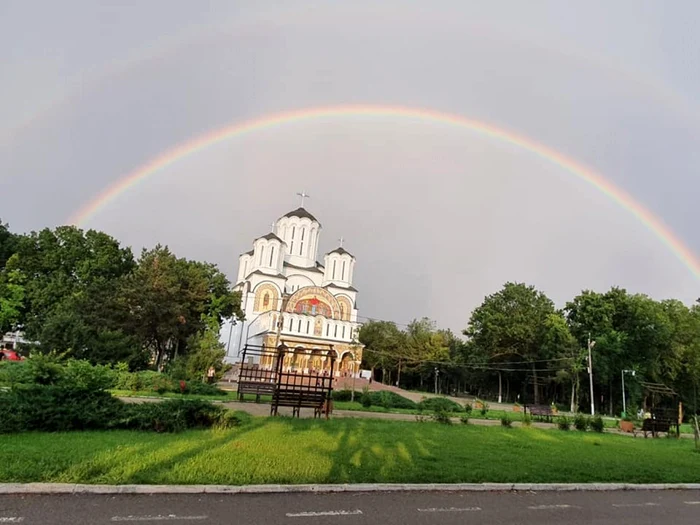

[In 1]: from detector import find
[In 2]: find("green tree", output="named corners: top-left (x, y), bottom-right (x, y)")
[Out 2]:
top-left (0, 219), bottom-right (18, 270)
top-left (358, 320), bottom-right (405, 384)
top-left (464, 282), bottom-right (555, 404)
top-left (118, 245), bottom-right (242, 369)
top-left (0, 268), bottom-right (25, 333)
top-left (4, 226), bottom-right (136, 363)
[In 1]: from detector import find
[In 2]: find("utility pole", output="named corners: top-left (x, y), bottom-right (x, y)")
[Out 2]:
top-left (434, 367), bottom-right (439, 394)
top-left (587, 334), bottom-right (596, 416)
top-left (621, 369), bottom-right (635, 416)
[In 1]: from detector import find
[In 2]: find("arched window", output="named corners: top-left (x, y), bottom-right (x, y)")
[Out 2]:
top-left (326, 325), bottom-right (330, 336)
top-left (332, 260), bottom-right (337, 279)
top-left (334, 325), bottom-right (338, 338)
top-left (342, 261), bottom-right (346, 280)
top-left (342, 326), bottom-right (346, 339)
top-left (300, 228), bottom-right (305, 255)
top-left (259, 246), bottom-right (265, 265)
top-left (289, 318), bottom-right (294, 331)
top-left (306, 320), bottom-right (310, 333)
top-left (269, 246), bottom-right (275, 267)
top-left (339, 304), bottom-right (345, 320)
top-left (262, 292), bottom-right (270, 309)
top-left (290, 226), bottom-right (296, 253)
top-left (297, 319), bottom-right (302, 332)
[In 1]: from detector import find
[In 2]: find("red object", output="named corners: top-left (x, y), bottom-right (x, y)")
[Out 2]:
top-left (179, 380), bottom-right (186, 394)
top-left (1, 350), bottom-right (23, 361)
top-left (310, 297), bottom-right (320, 306)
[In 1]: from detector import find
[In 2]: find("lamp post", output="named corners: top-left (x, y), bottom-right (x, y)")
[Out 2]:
top-left (587, 334), bottom-right (596, 415)
top-left (621, 369), bottom-right (636, 416)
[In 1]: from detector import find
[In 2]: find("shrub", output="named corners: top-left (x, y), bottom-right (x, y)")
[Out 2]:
top-left (369, 391), bottom-right (416, 410)
top-left (590, 415), bottom-right (605, 433)
top-left (500, 414), bottom-right (512, 427)
top-left (460, 415), bottom-right (470, 424)
top-left (480, 402), bottom-right (490, 416)
top-left (522, 413), bottom-right (532, 427)
top-left (464, 402), bottom-right (473, 414)
top-left (0, 385), bottom-right (125, 433)
top-left (120, 399), bottom-right (229, 433)
top-left (63, 360), bottom-right (116, 391)
top-left (431, 407), bottom-right (452, 425)
top-left (360, 387), bottom-right (372, 408)
top-left (418, 397), bottom-right (462, 413)
top-left (557, 416), bottom-right (571, 431)
top-left (332, 389), bottom-right (355, 402)
top-left (0, 361), bottom-right (31, 387)
top-left (185, 381), bottom-right (226, 396)
top-left (574, 413), bottom-right (590, 431)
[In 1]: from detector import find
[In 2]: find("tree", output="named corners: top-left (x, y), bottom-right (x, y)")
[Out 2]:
top-left (358, 320), bottom-right (405, 384)
top-left (118, 245), bottom-right (242, 369)
top-left (4, 226), bottom-right (137, 363)
top-left (0, 267), bottom-right (24, 333)
top-left (0, 219), bottom-right (17, 270)
top-left (464, 282), bottom-right (555, 404)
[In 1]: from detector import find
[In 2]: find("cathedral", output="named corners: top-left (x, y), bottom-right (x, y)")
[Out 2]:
top-left (226, 197), bottom-right (363, 377)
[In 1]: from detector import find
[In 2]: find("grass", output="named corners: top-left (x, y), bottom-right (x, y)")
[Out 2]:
top-left (110, 390), bottom-right (240, 402)
top-left (2, 416), bottom-right (700, 485)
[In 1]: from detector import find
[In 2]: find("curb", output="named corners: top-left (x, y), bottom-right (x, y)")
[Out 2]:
top-left (2, 483), bottom-right (700, 495)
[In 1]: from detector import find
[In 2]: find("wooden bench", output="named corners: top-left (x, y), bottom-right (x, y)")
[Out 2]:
top-left (237, 381), bottom-right (275, 402)
top-left (271, 389), bottom-right (330, 418)
top-left (528, 404), bottom-right (554, 422)
top-left (637, 418), bottom-right (673, 438)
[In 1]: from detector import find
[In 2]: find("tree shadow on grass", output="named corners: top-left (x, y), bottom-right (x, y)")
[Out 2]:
top-left (54, 417), bottom-right (269, 484)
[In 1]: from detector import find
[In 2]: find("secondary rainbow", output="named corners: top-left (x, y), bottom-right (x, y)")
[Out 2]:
top-left (69, 104), bottom-right (700, 280)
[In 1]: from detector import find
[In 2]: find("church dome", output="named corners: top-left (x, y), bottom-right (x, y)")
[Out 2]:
top-left (327, 246), bottom-right (354, 258)
top-left (280, 207), bottom-right (320, 225)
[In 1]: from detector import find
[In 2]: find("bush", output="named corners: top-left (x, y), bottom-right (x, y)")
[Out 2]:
top-left (0, 385), bottom-right (125, 433)
top-left (431, 408), bottom-right (452, 425)
top-left (460, 415), bottom-right (470, 424)
top-left (0, 385), bottom-right (240, 434)
top-left (480, 403), bottom-right (489, 416)
top-left (63, 360), bottom-right (117, 391)
top-left (369, 391), bottom-right (416, 410)
top-left (574, 413), bottom-right (590, 431)
top-left (557, 416), bottom-right (571, 431)
top-left (332, 389), bottom-right (355, 402)
top-left (464, 402), bottom-right (473, 414)
top-left (418, 397), bottom-right (462, 413)
top-left (120, 399), bottom-right (230, 433)
top-left (184, 381), bottom-right (226, 396)
top-left (500, 414), bottom-right (512, 427)
top-left (590, 415), bottom-right (605, 433)
top-left (360, 387), bottom-right (372, 408)
top-left (522, 413), bottom-right (532, 427)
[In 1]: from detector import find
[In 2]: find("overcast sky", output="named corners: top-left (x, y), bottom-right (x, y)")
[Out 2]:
top-left (1, 1), bottom-right (699, 333)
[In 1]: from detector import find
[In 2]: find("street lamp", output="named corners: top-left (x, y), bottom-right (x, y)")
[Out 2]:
top-left (621, 369), bottom-right (636, 416)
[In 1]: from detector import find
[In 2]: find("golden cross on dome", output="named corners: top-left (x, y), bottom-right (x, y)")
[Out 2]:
top-left (270, 222), bottom-right (276, 232)
top-left (338, 237), bottom-right (345, 247)
top-left (296, 191), bottom-right (310, 207)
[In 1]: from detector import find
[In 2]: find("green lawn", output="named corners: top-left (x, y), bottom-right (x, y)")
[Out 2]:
top-left (2, 416), bottom-right (700, 485)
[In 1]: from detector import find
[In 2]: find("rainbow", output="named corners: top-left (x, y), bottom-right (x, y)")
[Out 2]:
top-left (69, 104), bottom-right (700, 279)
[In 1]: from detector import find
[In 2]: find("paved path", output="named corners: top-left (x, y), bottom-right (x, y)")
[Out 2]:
top-left (2, 490), bottom-right (700, 524)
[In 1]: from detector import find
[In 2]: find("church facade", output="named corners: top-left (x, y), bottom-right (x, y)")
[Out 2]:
top-left (226, 203), bottom-right (363, 377)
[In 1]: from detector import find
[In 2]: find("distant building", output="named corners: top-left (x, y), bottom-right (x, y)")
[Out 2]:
top-left (226, 198), bottom-right (363, 376)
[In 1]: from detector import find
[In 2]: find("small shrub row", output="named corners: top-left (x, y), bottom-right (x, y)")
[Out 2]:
top-left (557, 414), bottom-right (605, 433)
top-left (0, 385), bottom-right (245, 434)
top-left (0, 358), bottom-right (226, 396)
top-left (418, 397), bottom-right (462, 413)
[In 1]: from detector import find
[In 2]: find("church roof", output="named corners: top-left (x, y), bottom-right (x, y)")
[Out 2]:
top-left (280, 207), bottom-right (320, 224)
top-left (327, 246), bottom-right (354, 258)
top-left (254, 232), bottom-right (286, 243)
top-left (284, 261), bottom-right (324, 274)
top-left (241, 249), bottom-right (254, 256)
top-left (246, 269), bottom-right (286, 280)
top-left (324, 283), bottom-right (359, 293)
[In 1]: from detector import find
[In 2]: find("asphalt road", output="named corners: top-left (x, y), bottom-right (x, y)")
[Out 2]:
top-left (2, 490), bottom-right (700, 524)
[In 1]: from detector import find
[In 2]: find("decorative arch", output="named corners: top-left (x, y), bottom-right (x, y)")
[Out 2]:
top-left (253, 282), bottom-right (281, 312)
top-left (286, 286), bottom-right (341, 319)
top-left (335, 295), bottom-right (353, 321)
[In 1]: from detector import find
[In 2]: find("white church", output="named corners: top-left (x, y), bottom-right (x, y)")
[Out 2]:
top-left (225, 195), bottom-right (363, 376)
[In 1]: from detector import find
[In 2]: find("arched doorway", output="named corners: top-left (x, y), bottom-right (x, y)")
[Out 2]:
top-left (339, 352), bottom-right (355, 377)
